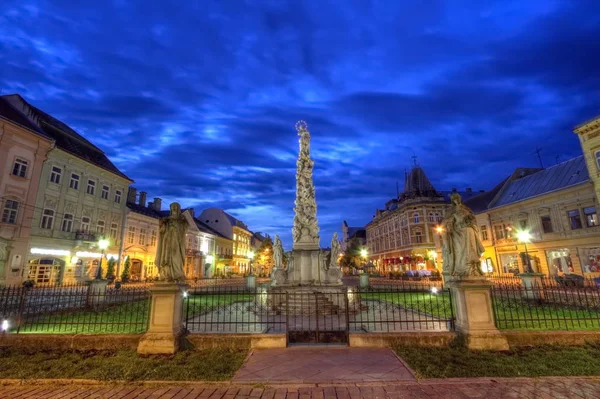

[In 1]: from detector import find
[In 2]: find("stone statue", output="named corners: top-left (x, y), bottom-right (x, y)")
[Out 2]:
top-left (273, 235), bottom-right (284, 269)
top-left (441, 193), bottom-right (485, 278)
top-left (329, 232), bottom-right (340, 269)
top-left (155, 202), bottom-right (187, 282)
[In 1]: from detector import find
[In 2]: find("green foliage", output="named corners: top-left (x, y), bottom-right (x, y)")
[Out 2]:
top-left (0, 348), bottom-right (247, 381)
top-left (340, 238), bottom-right (364, 270)
top-left (105, 258), bottom-right (116, 279)
top-left (394, 343), bottom-right (600, 378)
top-left (121, 257), bottom-right (131, 282)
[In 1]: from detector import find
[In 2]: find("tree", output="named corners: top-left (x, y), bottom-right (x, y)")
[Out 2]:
top-left (257, 235), bottom-right (274, 275)
top-left (121, 257), bottom-right (131, 282)
top-left (339, 238), bottom-right (365, 271)
top-left (106, 257), bottom-right (116, 279)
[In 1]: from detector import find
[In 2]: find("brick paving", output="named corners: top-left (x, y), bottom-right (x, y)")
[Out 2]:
top-left (1, 379), bottom-right (600, 399)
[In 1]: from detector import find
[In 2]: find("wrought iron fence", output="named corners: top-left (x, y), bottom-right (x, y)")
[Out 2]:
top-left (0, 283), bottom-right (150, 334)
top-left (183, 284), bottom-right (455, 343)
top-left (491, 282), bottom-right (600, 330)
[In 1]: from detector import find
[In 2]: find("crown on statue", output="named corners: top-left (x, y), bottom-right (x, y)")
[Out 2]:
top-left (295, 120), bottom-right (308, 133)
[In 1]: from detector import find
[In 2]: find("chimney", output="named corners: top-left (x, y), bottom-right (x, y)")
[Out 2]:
top-left (466, 188), bottom-right (472, 193)
top-left (127, 187), bottom-right (137, 204)
top-left (152, 198), bottom-right (162, 211)
top-left (139, 191), bottom-right (147, 207)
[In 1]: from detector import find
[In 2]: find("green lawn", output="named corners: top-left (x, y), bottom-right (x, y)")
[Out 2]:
top-left (17, 299), bottom-right (150, 334)
top-left (361, 291), bottom-right (453, 319)
top-left (0, 348), bottom-right (247, 381)
top-left (184, 294), bottom-right (257, 318)
top-left (394, 342), bottom-right (600, 378)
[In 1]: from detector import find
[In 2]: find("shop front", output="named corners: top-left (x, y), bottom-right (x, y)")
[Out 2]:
top-left (577, 247), bottom-right (600, 274)
top-left (546, 249), bottom-right (575, 276)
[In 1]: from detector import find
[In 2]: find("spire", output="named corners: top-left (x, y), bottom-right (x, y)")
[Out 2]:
top-left (403, 164), bottom-right (438, 198)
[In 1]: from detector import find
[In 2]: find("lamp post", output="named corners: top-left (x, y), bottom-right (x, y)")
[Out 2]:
top-left (516, 231), bottom-right (533, 273)
top-left (248, 250), bottom-right (255, 276)
top-left (96, 238), bottom-right (110, 279)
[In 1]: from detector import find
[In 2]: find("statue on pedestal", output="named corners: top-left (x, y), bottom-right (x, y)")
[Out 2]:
top-left (441, 193), bottom-right (485, 278)
top-left (273, 235), bottom-right (284, 269)
top-left (155, 202), bottom-right (187, 282)
top-left (329, 232), bottom-right (340, 269)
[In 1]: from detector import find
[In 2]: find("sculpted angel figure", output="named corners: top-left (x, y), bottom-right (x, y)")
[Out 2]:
top-left (329, 232), bottom-right (341, 269)
top-left (155, 202), bottom-right (188, 282)
top-left (441, 193), bottom-right (485, 277)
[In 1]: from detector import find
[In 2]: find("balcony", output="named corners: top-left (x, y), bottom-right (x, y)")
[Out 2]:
top-left (75, 231), bottom-right (98, 242)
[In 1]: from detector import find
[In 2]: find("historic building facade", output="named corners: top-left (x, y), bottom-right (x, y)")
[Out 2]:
top-left (341, 221), bottom-right (366, 252)
top-left (0, 94), bottom-right (132, 285)
top-left (0, 97), bottom-right (54, 285)
top-left (366, 165), bottom-right (479, 273)
top-left (198, 208), bottom-right (253, 274)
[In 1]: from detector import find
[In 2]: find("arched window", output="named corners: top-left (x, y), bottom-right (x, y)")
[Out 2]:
top-left (41, 209), bottom-right (55, 229)
top-left (96, 220), bottom-right (105, 234)
top-left (413, 213), bottom-right (420, 223)
top-left (61, 214), bottom-right (73, 232)
top-left (415, 231), bottom-right (423, 243)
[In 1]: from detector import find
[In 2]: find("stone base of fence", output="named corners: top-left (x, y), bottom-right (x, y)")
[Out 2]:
top-left (447, 277), bottom-right (509, 351)
top-left (349, 331), bottom-right (456, 348)
top-left (0, 334), bottom-right (141, 351)
top-left (186, 333), bottom-right (287, 349)
top-left (137, 282), bottom-right (186, 355)
top-left (504, 330), bottom-right (600, 347)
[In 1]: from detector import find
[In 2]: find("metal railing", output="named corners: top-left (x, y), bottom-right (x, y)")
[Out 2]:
top-left (491, 281), bottom-right (600, 330)
top-left (0, 283), bottom-right (150, 334)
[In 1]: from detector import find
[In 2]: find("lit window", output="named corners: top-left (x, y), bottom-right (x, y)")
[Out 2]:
top-left (480, 225), bottom-right (488, 241)
top-left (70, 173), bottom-right (80, 190)
top-left (81, 217), bottom-right (90, 232)
top-left (115, 190), bottom-right (122, 204)
top-left (568, 210), bottom-right (582, 230)
top-left (2, 200), bottom-right (19, 224)
top-left (87, 180), bottom-right (96, 195)
top-left (50, 166), bottom-right (62, 184)
top-left (41, 209), bottom-right (55, 229)
top-left (584, 207), bottom-right (598, 227)
top-left (12, 158), bottom-right (28, 178)
top-left (101, 185), bottom-right (109, 200)
top-left (61, 214), bottom-right (73, 232)
top-left (128, 226), bottom-right (135, 244)
top-left (97, 220), bottom-right (105, 234)
top-left (541, 215), bottom-right (553, 234)
top-left (139, 229), bottom-right (146, 245)
top-left (110, 223), bottom-right (118, 239)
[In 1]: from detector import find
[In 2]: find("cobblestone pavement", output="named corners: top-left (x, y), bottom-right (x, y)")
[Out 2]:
top-left (1, 379), bottom-right (600, 399)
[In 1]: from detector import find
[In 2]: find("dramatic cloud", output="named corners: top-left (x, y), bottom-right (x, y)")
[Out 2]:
top-left (1, 0), bottom-right (599, 247)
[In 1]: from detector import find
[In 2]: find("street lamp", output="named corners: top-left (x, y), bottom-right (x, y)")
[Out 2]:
top-left (96, 238), bottom-right (110, 279)
top-left (248, 250), bottom-right (255, 276)
top-left (516, 231), bottom-right (533, 273)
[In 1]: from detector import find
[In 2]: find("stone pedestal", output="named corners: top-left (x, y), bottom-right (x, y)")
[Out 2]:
top-left (518, 273), bottom-right (546, 300)
top-left (359, 274), bottom-right (370, 288)
top-left (447, 277), bottom-right (509, 351)
top-left (137, 282), bottom-right (187, 355)
top-left (246, 275), bottom-right (257, 289)
top-left (86, 279), bottom-right (108, 308)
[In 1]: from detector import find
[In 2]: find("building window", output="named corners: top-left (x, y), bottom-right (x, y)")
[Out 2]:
top-left (40, 209), bottom-right (55, 229)
top-left (12, 158), bottom-right (28, 178)
top-left (541, 215), bottom-right (553, 234)
top-left (480, 225), bottom-right (488, 241)
top-left (151, 230), bottom-right (157, 246)
top-left (61, 214), bottom-right (73, 232)
top-left (110, 223), bottom-right (118, 239)
top-left (69, 173), bottom-right (80, 190)
top-left (81, 217), bottom-right (90, 232)
top-left (414, 231), bottom-right (423, 243)
top-left (2, 200), bottom-right (19, 224)
top-left (519, 219), bottom-right (528, 229)
top-left (128, 226), bottom-right (135, 244)
top-left (97, 220), bottom-right (105, 234)
top-left (584, 207), bottom-right (598, 227)
top-left (568, 210), bottom-right (582, 230)
top-left (435, 213), bottom-right (442, 222)
top-left (139, 229), bottom-right (146, 245)
top-left (50, 166), bottom-right (62, 184)
top-left (101, 185), bottom-right (109, 200)
top-left (596, 150), bottom-right (600, 171)
top-left (494, 225), bottom-right (505, 240)
top-left (87, 180), bottom-right (96, 195)
top-left (413, 213), bottom-right (420, 223)
top-left (428, 213), bottom-right (435, 223)
top-left (115, 190), bottom-right (122, 204)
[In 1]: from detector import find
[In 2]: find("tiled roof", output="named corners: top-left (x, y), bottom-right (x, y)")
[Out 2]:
top-left (194, 218), bottom-right (231, 240)
top-left (0, 94), bottom-right (131, 181)
top-left (463, 178), bottom-right (510, 214)
top-left (0, 97), bottom-right (52, 139)
top-left (490, 156), bottom-right (589, 209)
top-left (127, 202), bottom-right (162, 218)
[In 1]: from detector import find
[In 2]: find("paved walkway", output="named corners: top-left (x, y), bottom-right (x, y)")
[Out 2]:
top-left (233, 348), bottom-right (415, 383)
top-left (1, 379), bottom-right (600, 398)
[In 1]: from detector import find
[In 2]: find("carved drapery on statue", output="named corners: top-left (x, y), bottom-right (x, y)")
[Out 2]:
top-left (292, 121), bottom-right (320, 247)
top-left (273, 235), bottom-right (284, 269)
top-left (441, 193), bottom-right (485, 278)
top-left (155, 202), bottom-right (187, 282)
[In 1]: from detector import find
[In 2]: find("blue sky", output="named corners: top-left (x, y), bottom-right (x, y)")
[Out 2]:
top-left (1, 0), bottom-right (599, 248)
